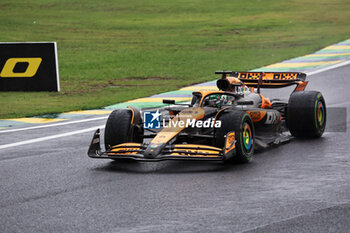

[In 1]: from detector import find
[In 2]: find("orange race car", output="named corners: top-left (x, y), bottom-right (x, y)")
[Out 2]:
top-left (88, 71), bottom-right (326, 163)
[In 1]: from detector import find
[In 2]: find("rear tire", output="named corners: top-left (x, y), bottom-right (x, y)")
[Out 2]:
top-left (104, 109), bottom-right (143, 150)
top-left (287, 91), bottom-right (326, 138)
top-left (215, 111), bottom-right (255, 163)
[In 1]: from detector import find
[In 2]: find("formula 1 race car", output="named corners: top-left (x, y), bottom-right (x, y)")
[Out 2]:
top-left (88, 71), bottom-right (326, 163)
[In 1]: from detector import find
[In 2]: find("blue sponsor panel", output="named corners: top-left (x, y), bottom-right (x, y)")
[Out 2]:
top-left (143, 110), bottom-right (161, 129)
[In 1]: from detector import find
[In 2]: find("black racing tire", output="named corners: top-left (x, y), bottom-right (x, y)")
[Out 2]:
top-left (104, 109), bottom-right (143, 150)
top-left (215, 110), bottom-right (255, 163)
top-left (287, 91), bottom-right (326, 138)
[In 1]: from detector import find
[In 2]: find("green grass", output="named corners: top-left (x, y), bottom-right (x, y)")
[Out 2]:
top-left (0, 0), bottom-right (349, 118)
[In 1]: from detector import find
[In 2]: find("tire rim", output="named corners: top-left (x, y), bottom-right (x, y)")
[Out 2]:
top-left (316, 101), bottom-right (325, 127)
top-left (242, 122), bottom-right (253, 152)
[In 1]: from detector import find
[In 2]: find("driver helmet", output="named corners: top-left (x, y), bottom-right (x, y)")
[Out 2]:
top-left (208, 94), bottom-right (233, 107)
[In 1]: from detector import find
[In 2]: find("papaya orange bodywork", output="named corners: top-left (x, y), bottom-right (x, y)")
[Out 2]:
top-left (171, 144), bottom-right (221, 157)
top-left (109, 143), bottom-right (142, 155)
top-left (260, 94), bottom-right (272, 109)
top-left (294, 81), bottom-right (308, 92)
top-left (151, 107), bottom-right (205, 144)
top-left (224, 132), bottom-right (236, 154)
top-left (127, 106), bottom-right (135, 124)
top-left (246, 110), bottom-right (267, 123)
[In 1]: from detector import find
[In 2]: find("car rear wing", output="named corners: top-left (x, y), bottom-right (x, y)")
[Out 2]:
top-left (215, 71), bottom-right (307, 90)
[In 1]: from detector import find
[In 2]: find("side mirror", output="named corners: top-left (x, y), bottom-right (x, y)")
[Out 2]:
top-left (163, 99), bottom-right (176, 105)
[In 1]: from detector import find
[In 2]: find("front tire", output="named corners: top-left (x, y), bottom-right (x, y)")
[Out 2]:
top-left (215, 111), bottom-right (255, 163)
top-left (104, 108), bottom-right (143, 150)
top-left (287, 91), bottom-right (326, 138)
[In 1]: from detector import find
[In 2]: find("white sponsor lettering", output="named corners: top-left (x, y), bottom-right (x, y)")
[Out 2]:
top-left (163, 118), bottom-right (221, 128)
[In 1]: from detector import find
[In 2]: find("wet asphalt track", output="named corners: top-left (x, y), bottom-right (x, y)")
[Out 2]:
top-left (1, 64), bottom-right (350, 233)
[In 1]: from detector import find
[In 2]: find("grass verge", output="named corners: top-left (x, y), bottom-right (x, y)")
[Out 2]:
top-left (0, 0), bottom-right (349, 118)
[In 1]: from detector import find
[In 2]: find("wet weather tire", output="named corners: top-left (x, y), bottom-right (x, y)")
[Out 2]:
top-left (215, 110), bottom-right (255, 163)
top-left (287, 91), bottom-right (326, 138)
top-left (104, 109), bottom-right (143, 150)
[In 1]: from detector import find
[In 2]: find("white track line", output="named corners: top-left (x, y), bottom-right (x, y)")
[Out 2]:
top-left (306, 59), bottom-right (350, 76)
top-left (0, 125), bottom-right (105, 150)
top-left (0, 116), bottom-right (108, 134)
